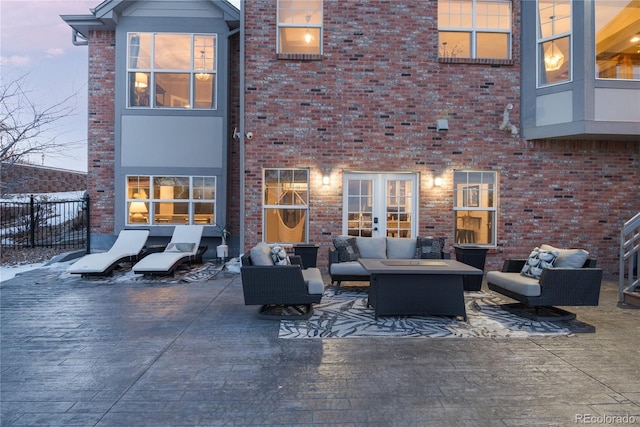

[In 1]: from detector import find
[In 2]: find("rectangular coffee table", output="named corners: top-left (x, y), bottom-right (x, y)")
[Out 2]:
top-left (358, 259), bottom-right (483, 320)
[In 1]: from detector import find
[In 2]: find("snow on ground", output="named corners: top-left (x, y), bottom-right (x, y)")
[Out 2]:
top-left (1, 262), bottom-right (47, 282)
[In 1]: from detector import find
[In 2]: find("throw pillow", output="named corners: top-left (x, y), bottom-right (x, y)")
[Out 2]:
top-left (270, 245), bottom-right (290, 266)
top-left (165, 242), bottom-right (196, 253)
top-left (415, 236), bottom-right (444, 259)
top-left (540, 244), bottom-right (589, 268)
top-left (521, 247), bottom-right (559, 279)
top-left (333, 236), bottom-right (361, 262)
top-left (250, 242), bottom-right (275, 266)
top-left (356, 236), bottom-right (387, 259)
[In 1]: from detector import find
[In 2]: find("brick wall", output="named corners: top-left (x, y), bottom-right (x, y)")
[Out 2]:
top-left (87, 30), bottom-right (116, 235)
top-left (1, 163), bottom-right (86, 194)
top-left (243, 0), bottom-right (640, 275)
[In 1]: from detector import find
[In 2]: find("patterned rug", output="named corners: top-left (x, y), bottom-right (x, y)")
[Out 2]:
top-left (279, 286), bottom-right (595, 338)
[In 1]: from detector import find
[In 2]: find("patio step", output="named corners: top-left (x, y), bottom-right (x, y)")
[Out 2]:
top-left (623, 289), bottom-right (640, 308)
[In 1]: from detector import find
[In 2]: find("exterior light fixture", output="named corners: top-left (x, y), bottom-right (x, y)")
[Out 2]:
top-left (544, 40), bottom-right (564, 71)
top-left (322, 170), bottom-right (330, 185)
top-left (196, 50), bottom-right (210, 81)
top-left (434, 177), bottom-right (443, 187)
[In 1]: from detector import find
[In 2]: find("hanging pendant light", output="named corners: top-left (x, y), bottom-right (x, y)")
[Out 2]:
top-left (195, 50), bottom-right (210, 81)
top-left (544, 40), bottom-right (564, 72)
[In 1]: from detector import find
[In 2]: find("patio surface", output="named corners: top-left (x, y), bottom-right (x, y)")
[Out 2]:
top-left (1, 262), bottom-right (639, 426)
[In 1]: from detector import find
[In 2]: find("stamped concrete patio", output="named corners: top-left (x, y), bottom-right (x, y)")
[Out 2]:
top-left (1, 261), bottom-right (639, 426)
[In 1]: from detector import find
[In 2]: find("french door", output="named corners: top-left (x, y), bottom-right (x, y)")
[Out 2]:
top-left (343, 173), bottom-right (418, 238)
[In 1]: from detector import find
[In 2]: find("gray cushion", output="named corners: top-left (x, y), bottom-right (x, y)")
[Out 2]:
top-left (333, 236), bottom-right (361, 262)
top-left (540, 244), bottom-right (589, 268)
top-left (486, 271), bottom-right (541, 297)
top-left (165, 242), bottom-right (196, 253)
top-left (521, 247), bottom-right (558, 278)
top-left (356, 236), bottom-right (387, 259)
top-left (250, 242), bottom-right (274, 266)
top-left (386, 237), bottom-right (417, 259)
top-left (302, 268), bottom-right (324, 295)
top-left (415, 236), bottom-right (444, 259)
top-left (330, 261), bottom-right (368, 276)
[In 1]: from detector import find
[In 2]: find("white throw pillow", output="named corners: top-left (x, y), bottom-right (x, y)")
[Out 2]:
top-left (540, 244), bottom-right (589, 268)
top-left (356, 237), bottom-right (387, 259)
top-left (250, 242), bottom-right (274, 266)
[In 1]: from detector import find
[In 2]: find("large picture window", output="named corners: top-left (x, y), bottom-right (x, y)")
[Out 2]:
top-left (453, 171), bottom-right (497, 246)
top-left (263, 169), bottom-right (309, 243)
top-left (595, 0), bottom-right (640, 80)
top-left (126, 176), bottom-right (216, 225)
top-left (438, 0), bottom-right (512, 59)
top-left (127, 33), bottom-right (217, 109)
top-left (277, 0), bottom-right (323, 55)
top-left (537, 0), bottom-right (571, 86)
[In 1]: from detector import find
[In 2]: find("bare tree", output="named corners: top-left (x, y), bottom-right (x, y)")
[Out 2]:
top-left (0, 73), bottom-right (83, 180)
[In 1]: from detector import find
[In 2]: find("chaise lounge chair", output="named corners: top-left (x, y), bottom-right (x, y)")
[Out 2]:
top-left (132, 225), bottom-right (205, 276)
top-left (68, 229), bottom-right (150, 276)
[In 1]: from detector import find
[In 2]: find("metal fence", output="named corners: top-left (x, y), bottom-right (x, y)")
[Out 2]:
top-left (0, 194), bottom-right (89, 250)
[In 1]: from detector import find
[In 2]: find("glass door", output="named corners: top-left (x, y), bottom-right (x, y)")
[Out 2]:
top-left (343, 173), bottom-right (418, 238)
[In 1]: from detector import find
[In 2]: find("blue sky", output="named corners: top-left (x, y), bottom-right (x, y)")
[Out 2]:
top-left (1, 0), bottom-right (240, 172)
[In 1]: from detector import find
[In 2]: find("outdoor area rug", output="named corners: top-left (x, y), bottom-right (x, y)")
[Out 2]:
top-left (279, 286), bottom-right (595, 338)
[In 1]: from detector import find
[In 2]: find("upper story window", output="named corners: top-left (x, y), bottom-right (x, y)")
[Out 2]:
top-left (128, 33), bottom-right (217, 109)
top-left (277, 0), bottom-right (323, 55)
top-left (453, 170), bottom-right (497, 246)
top-left (537, 0), bottom-right (571, 86)
top-left (438, 0), bottom-right (512, 60)
top-left (595, 0), bottom-right (640, 81)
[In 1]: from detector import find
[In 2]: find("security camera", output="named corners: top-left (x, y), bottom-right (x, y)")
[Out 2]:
top-left (246, 132), bottom-right (253, 140)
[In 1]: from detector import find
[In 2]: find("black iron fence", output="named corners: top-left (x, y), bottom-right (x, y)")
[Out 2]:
top-left (0, 194), bottom-right (89, 250)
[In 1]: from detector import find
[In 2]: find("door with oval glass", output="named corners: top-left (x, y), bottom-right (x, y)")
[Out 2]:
top-left (343, 173), bottom-right (418, 238)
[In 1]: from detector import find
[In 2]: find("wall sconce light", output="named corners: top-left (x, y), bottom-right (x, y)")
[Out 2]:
top-left (322, 170), bottom-right (330, 186)
top-left (434, 177), bottom-right (443, 187)
top-left (436, 119), bottom-right (449, 133)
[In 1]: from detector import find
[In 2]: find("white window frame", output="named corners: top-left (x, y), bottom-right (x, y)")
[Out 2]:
top-left (263, 168), bottom-right (310, 243)
top-left (127, 32), bottom-right (218, 109)
top-left (438, 0), bottom-right (512, 59)
top-left (125, 175), bottom-right (217, 226)
top-left (536, 0), bottom-right (572, 87)
top-left (453, 170), bottom-right (498, 247)
top-left (277, 0), bottom-right (323, 55)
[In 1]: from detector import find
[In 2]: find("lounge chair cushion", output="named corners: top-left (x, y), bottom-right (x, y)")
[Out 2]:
top-left (302, 268), bottom-right (324, 294)
top-left (67, 229), bottom-right (149, 274)
top-left (521, 247), bottom-right (559, 278)
top-left (250, 242), bottom-right (274, 266)
top-left (357, 237), bottom-right (387, 259)
top-left (166, 242), bottom-right (196, 252)
top-left (486, 271), bottom-right (541, 297)
top-left (540, 244), bottom-right (589, 268)
top-left (386, 237), bottom-right (418, 259)
top-left (329, 261), bottom-right (368, 276)
top-left (333, 236), bottom-right (361, 262)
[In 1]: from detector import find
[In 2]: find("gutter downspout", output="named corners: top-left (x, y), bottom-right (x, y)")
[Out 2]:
top-left (71, 29), bottom-right (89, 46)
top-left (239, 0), bottom-right (246, 255)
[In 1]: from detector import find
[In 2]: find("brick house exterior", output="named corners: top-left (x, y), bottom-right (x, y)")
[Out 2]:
top-left (64, 0), bottom-right (639, 275)
top-left (241, 0), bottom-right (639, 275)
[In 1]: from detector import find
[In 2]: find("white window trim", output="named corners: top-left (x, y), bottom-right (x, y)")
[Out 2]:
top-left (262, 168), bottom-right (310, 243)
top-left (453, 170), bottom-right (498, 247)
top-left (438, 0), bottom-right (512, 60)
top-left (536, 0), bottom-right (572, 88)
top-left (125, 175), bottom-right (217, 226)
top-left (276, 0), bottom-right (324, 55)
top-left (126, 32), bottom-right (218, 109)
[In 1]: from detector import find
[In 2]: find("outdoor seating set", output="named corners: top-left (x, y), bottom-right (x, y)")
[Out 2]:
top-left (241, 237), bottom-right (603, 323)
top-left (67, 225), bottom-right (207, 276)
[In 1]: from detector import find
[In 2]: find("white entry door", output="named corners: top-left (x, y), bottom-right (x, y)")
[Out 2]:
top-left (342, 173), bottom-right (418, 238)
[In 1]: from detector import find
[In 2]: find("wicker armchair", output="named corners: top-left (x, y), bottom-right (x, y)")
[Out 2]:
top-left (241, 253), bottom-right (323, 320)
top-left (487, 258), bottom-right (602, 321)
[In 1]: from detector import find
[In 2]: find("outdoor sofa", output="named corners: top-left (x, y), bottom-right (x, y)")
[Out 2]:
top-left (241, 242), bottom-right (324, 320)
top-left (329, 235), bottom-right (449, 292)
top-left (486, 244), bottom-right (603, 321)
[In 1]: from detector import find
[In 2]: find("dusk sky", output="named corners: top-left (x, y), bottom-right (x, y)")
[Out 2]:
top-left (1, 0), bottom-right (240, 172)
